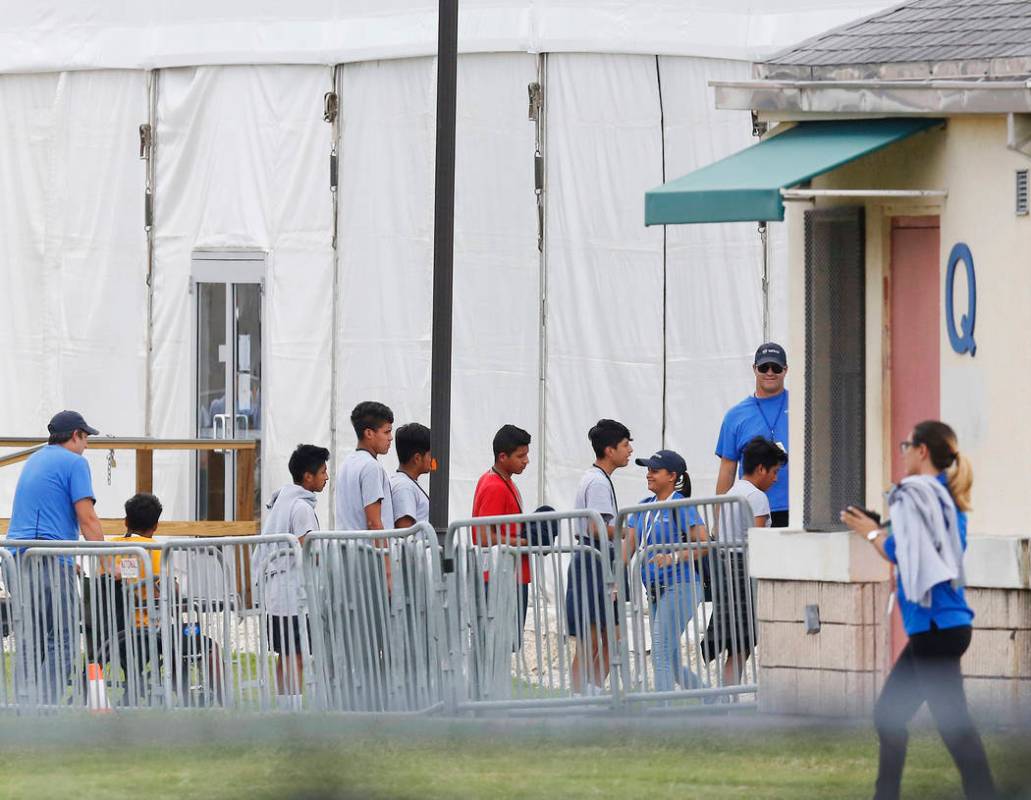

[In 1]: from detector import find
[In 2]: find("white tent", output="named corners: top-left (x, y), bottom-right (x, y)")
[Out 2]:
top-left (0, 1), bottom-right (895, 524)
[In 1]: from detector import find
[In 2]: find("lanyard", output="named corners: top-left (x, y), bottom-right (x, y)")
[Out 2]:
top-left (752, 393), bottom-right (787, 439)
top-left (642, 506), bottom-right (664, 546)
top-left (593, 465), bottom-right (618, 511)
top-left (490, 467), bottom-right (522, 513)
top-left (396, 469), bottom-right (430, 501)
top-left (642, 499), bottom-right (684, 545)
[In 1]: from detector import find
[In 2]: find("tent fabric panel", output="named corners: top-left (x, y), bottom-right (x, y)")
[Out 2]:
top-left (334, 53), bottom-right (542, 522)
top-left (450, 53), bottom-right (542, 517)
top-left (543, 53), bottom-right (665, 509)
top-left (151, 65), bottom-right (334, 518)
top-left (333, 56), bottom-right (437, 520)
top-left (0, 70), bottom-right (147, 517)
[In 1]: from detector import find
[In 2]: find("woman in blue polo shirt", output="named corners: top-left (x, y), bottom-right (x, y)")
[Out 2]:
top-left (842, 420), bottom-right (995, 800)
top-left (626, 450), bottom-right (709, 693)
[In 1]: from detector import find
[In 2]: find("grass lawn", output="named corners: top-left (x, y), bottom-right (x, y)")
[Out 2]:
top-left (0, 713), bottom-right (1028, 799)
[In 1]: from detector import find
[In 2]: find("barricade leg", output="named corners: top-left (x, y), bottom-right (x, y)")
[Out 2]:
top-left (23, 560), bottom-right (81, 708)
top-left (649, 579), bottom-right (704, 693)
top-left (566, 548), bottom-right (616, 697)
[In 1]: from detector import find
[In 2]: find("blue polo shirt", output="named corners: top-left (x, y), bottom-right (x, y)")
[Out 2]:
top-left (7, 445), bottom-right (95, 541)
top-left (715, 391), bottom-right (789, 513)
top-left (628, 492), bottom-right (704, 588)
top-left (883, 472), bottom-right (974, 636)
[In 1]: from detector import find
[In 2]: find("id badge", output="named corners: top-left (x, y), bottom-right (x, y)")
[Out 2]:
top-left (119, 556), bottom-right (139, 580)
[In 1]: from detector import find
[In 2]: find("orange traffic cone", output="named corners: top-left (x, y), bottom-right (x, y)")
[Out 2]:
top-left (86, 662), bottom-right (112, 713)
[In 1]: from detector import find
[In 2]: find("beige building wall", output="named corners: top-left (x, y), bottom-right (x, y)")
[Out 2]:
top-left (761, 115), bottom-right (1031, 718)
top-left (786, 116), bottom-right (1031, 536)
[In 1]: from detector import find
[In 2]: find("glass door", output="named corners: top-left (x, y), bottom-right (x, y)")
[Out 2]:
top-left (194, 252), bottom-right (264, 521)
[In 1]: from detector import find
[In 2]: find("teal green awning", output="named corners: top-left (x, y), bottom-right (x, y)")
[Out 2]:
top-left (645, 118), bottom-right (943, 226)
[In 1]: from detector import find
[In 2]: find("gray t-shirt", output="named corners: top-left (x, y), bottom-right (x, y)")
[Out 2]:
top-left (334, 450), bottom-right (394, 531)
top-left (389, 471), bottom-right (430, 526)
top-left (574, 466), bottom-right (618, 541)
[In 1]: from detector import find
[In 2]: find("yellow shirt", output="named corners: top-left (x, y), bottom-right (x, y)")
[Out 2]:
top-left (105, 534), bottom-right (162, 627)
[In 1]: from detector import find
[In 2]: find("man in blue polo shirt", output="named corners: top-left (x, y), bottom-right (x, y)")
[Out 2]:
top-left (715, 344), bottom-right (790, 527)
top-left (9, 410), bottom-right (105, 702)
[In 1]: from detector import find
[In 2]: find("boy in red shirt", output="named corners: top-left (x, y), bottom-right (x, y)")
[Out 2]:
top-left (472, 424), bottom-right (532, 647)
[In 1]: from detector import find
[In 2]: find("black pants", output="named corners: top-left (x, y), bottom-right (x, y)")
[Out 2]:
top-left (874, 624), bottom-right (995, 800)
top-left (769, 510), bottom-right (789, 528)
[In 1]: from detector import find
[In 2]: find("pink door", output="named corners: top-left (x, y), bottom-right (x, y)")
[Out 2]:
top-left (888, 216), bottom-right (941, 663)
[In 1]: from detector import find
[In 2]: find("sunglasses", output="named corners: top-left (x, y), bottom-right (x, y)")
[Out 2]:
top-left (756, 363), bottom-right (784, 374)
top-left (898, 440), bottom-right (922, 454)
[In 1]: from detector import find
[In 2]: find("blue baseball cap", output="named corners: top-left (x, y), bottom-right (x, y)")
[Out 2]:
top-left (47, 410), bottom-right (99, 436)
top-left (635, 449), bottom-right (687, 475)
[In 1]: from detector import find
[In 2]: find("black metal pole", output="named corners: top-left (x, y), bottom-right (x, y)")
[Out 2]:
top-left (429, 0), bottom-right (458, 543)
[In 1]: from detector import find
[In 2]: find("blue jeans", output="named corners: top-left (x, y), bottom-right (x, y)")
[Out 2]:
top-left (18, 560), bottom-right (80, 705)
top-left (649, 578), bottom-right (703, 692)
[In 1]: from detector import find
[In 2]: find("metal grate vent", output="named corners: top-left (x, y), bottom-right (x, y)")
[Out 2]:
top-left (1017, 169), bottom-right (1029, 216)
top-left (803, 207), bottom-right (866, 531)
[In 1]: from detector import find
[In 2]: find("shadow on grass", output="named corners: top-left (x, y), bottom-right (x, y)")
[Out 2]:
top-left (0, 713), bottom-right (1027, 799)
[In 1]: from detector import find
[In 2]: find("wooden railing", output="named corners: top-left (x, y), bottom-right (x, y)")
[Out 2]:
top-left (0, 437), bottom-right (258, 537)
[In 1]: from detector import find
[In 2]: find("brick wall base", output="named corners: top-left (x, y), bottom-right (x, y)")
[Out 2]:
top-left (756, 580), bottom-right (1031, 720)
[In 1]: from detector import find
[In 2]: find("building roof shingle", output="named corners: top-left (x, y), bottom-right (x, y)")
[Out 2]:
top-left (763, 0), bottom-right (1031, 77)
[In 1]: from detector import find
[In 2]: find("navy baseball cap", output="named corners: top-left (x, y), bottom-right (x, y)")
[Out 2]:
top-left (47, 410), bottom-right (99, 436)
top-left (754, 342), bottom-right (787, 368)
top-left (635, 449), bottom-right (687, 475)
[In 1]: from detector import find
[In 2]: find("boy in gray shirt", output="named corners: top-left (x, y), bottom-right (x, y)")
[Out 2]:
top-left (254, 444), bottom-right (329, 709)
top-left (334, 401), bottom-right (395, 532)
top-left (389, 422), bottom-right (431, 528)
top-left (330, 402), bottom-right (396, 709)
top-left (566, 419), bottom-right (633, 694)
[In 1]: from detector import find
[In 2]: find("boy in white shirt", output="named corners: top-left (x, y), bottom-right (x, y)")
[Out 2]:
top-left (708, 436), bottom-right (787, 685)
top-left (726, 436), bottom-right (786, 534)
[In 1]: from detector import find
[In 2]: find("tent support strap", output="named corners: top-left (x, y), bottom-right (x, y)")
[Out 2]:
top-left (143, 69), bottom-right (158, 438)
top-left (534, 52), bottom-right (548, 506)
top-left (329, 63), bottom-right (342, 527)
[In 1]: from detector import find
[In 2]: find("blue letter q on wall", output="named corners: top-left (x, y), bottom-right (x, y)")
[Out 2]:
top-left (945, 242), bottom-right (976, 356)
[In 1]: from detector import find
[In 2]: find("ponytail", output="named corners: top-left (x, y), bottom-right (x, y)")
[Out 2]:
top-left (674, 471), bottom-right (692, 498)
top-left (912, 420), bottom-right (973, 511)
top-left (947, 451), bottom-right (973, 512)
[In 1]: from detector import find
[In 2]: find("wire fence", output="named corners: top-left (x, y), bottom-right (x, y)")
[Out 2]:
top-left (0, 497), bottom-right (759, 716)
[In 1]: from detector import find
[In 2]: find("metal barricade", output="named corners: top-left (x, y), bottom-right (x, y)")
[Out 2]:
top-left (1, 540), bottom-right (162, 712)
top-left (160, 535), bottom-right (312, 711)
top-left (0, 547), bottom-right (21, 708)
top-left (615, 496), bottom-right (759, 709)
top-left (303, 523), bottom-right (445, 713)
top-left (0, 500), bottom-right (763, 718)
top-left (445, 509), bottom-right (624, 714)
